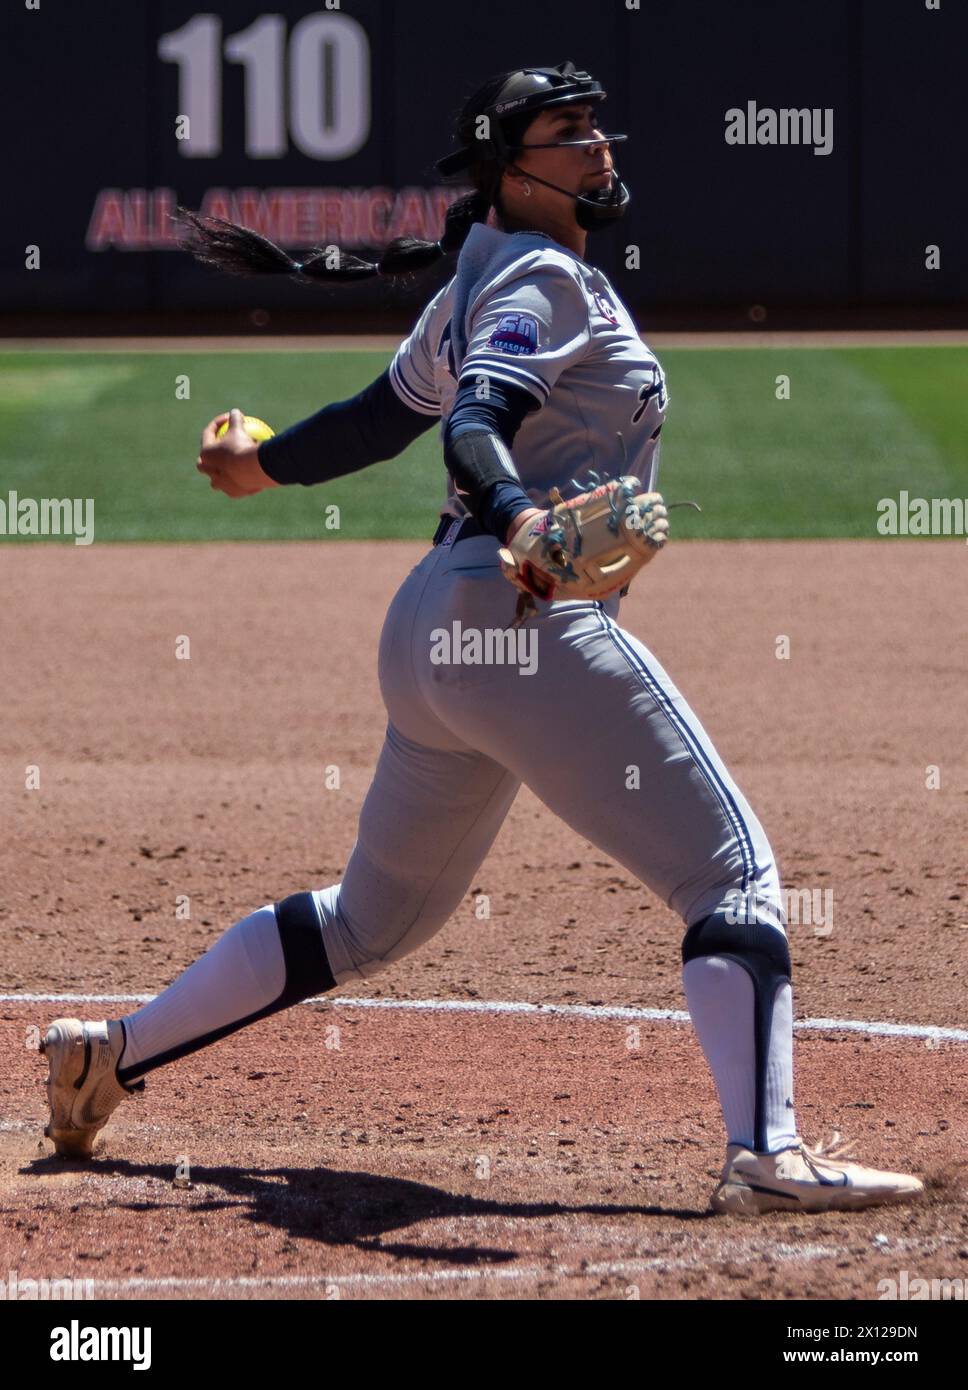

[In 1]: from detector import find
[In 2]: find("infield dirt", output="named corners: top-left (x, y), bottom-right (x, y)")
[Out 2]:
top-left (1, 539), bottom-right (965, 1299)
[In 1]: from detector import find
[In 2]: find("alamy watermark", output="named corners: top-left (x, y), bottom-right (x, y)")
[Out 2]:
top-left (430, 621), bottom-right (538, 676)
top-left (50, 1320), bottom-right (151, 1370)
top-left (0, 492), bottom-right (94, 544)
top-left (877, 491), bottom-right (968, 537)
top-left (0, 1268), bottom-right (95, 1301)
top-left (725, 102), bottom-right (833, 156)
top-left (878, 1269), bottom-right (966, 1301)
top-left (724, 887), bottom-right (834, 936)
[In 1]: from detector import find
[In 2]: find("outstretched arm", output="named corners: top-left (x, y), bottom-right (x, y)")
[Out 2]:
top-left (258, 366), bottom-right (436, 486)
top-left (197, 368), bottom-right (436, 498)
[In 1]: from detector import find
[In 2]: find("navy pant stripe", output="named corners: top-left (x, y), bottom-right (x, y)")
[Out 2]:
top-left (593, 605), bottom-right (758, 891)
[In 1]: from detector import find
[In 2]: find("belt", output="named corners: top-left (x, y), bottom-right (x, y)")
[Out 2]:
top-left (432, 515), bottom-right (488, 546)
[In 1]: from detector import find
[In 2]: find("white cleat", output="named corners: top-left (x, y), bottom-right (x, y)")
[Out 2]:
top-left (40, 1018), bottom-right (141, 1158)
top-left (710, 1132), bottom-right (925, 1216)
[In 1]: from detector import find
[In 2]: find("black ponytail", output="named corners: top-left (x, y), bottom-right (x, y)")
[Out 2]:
top-left (176, 189), bottom-right (491, 286)
top-left (176, 63), bottom-right (538, 287)
top-left (380, 190), bottom-right (492, 269)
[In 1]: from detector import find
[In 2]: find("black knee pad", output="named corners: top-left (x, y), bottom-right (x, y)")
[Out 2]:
top-left (118, 895), bottom-right (336, 1084)
top-left (274, 891), bottom-right (337, 1006)
top-left (682, 910), bottom-right (791, 980)
top-left (682, 910), bottom-right (791, 1152)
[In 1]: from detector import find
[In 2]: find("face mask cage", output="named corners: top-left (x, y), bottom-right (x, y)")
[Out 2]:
top-left (434, 66), bottom-right (631, 230)
top-left (503, 133), bottom-right (628, 154)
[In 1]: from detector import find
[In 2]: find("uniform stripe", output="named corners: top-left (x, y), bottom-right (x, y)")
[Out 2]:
top-left (459, 358), bottom-right (550, 403)
top-left (593, 606), bottom-right (757, 891)
top-left (460, 355), bottom-right (550, 396)
top-left (390, 354), bottom-right (439, 409)
top-left (389, 356), bottom-right (440, 415)
top-left (457, 366), bottom-right (547, 406)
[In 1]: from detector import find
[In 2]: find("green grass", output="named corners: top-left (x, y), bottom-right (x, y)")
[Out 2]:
top-left (660, 347), bottom-right (968, 538)
top-left (1, 347), bottom-right (965, 541)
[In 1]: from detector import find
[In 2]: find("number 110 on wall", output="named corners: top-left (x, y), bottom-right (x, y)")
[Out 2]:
top-left (159, 11), bottom-right (371, 160)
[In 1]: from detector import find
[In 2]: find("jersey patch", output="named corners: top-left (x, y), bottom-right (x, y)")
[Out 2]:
top-left (593, 290), bottom-right (619, 326)
top-left (486, 312), bottom-right (539, 356)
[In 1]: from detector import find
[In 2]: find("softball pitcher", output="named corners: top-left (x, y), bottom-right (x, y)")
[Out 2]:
top-left (41, 61), bottom-right (922, 1215)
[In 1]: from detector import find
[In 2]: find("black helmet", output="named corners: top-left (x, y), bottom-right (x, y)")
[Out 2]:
top-left (435, 61), bottom-right (630, 231)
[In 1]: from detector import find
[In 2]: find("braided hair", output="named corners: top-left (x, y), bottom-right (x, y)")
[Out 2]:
top-left (177, 69), bottom-right (532, 286)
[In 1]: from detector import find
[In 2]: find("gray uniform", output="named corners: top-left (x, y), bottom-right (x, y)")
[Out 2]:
top-left (390, 223), bottom-right (667, 512)
top-left (313, 223), bottom-right (784, 986)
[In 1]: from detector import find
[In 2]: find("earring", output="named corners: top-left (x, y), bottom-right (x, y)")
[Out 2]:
top-left (522, 182), bottom-right (532, 197)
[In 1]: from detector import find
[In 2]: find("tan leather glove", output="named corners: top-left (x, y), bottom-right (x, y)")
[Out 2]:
top-left (498, 477), bottom-right (670, 604)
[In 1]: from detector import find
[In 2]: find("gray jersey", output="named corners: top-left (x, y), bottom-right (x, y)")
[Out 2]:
top-left (389, 223), bottom-right (669, 518)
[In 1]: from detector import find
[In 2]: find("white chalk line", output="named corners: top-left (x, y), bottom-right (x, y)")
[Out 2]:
top-left (1, 993), bottom-right (966, 1044)
top-left (20, 1231), bottom-right (956, 1297)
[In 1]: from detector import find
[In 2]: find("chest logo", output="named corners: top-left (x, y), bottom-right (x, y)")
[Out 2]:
top-left (632, 362), bottom-right (668, 423)
top-left (486, 312), bottom-right (539, 356)
top-left (593, 290), bottom-right (619, 326)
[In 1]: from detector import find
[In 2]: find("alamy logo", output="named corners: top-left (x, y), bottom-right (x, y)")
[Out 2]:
top-left (430, 621), bottom-right (538, 676)
top-left (724, 887), bottom-right (834, 937)
top-left (878, 1270), bottom-right (966, 1301)
top-left (1, 1268), bottom-right (94, 1301)
top-left (50, 1320), bottom-right (151, 1370)
top-left (0, 492), bottom-right (95, 544)
top-left (877, 491), bottom-right (968, 536)
top-left (725, 102), bottom-right (834, 157)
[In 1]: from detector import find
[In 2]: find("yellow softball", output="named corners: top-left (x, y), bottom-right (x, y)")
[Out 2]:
top-left (216, 415), bottom-right (275, 443)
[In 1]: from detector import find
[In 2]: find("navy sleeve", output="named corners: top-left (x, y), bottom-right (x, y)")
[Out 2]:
top-left (257, 367), bottom-right (435, 487)
top-left (477, 477), bottom-right (537, 542)
top-left (443, 377), bottom-right (539, 539)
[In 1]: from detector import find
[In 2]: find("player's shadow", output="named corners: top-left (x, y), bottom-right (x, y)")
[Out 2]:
top-left (25, 1153), bottom-right (711, 1262)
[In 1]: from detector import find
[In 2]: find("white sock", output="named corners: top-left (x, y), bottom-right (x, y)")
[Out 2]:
top-left (119, 905), bottom-right (285, 1072)
top-left (764, 981), bottom-right (797, 1151)
top-left (683, 955), bottom-right (797, 1152)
